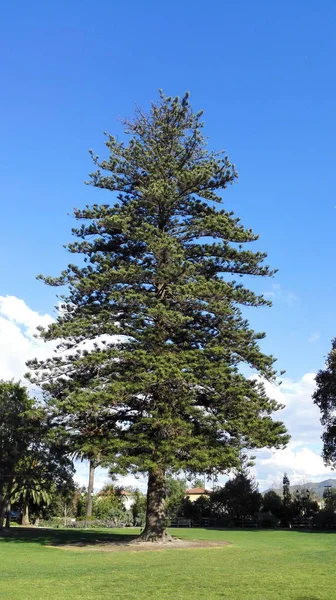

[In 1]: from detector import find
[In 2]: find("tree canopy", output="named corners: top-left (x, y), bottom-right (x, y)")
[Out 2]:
top-left (27, 91), bottom-right (288, 540)
top-left (211, 470), bottom-right (262, 522)
top-left (0, 380), bottom-right (73, 528)
top-left (313, 338), bottom-right (336, 465)
top-left (0, 380), bottom-right (39, 527)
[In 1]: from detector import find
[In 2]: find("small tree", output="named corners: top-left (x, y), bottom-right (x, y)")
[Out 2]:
top-left (74, 487), bottom-right (88, 519)
top-left (0, 381), bottom-right (42, 528)
top-left (165, 476), bottom-right (187, 518)
top-left (282, 473), bottom-right (291, 504)
top-left (39, 481), bottom-right (77, 523)
top-left (211, 470), bottom-right (262, 523)
top-left (313, 339), bottom-right (336, 465)
top-left (310, 487), bottom-right (334, 529)
top-left (27, 92), bottom-right (289, 541)
top-left (93, 485), bottom-right (125, 523)
top-left (262, 490), bottom-right (283, 520)
top-left (11, 441), bottom-right (74, 526)
top-left (190, 478), bottom-right (206, 489)
top-left (179, 494), bottom-right (213, 521)
top-left (323, 486), bottom-right (336, 513)
top-left (131, 489), bottom-right (147, 527)
top-left (291, 488), bottom-right (319, 522)
top-left (282, 473), bottom-right (293, 527)
top-left (33, 356), bottom-right (118, 526)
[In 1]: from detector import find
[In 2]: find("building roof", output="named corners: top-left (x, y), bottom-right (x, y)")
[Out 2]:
top-left (185, 487), bottom-right (210, 495)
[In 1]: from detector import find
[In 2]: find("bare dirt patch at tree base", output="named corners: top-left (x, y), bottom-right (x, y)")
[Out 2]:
top-left (51, 539), bottom-right (231, 552)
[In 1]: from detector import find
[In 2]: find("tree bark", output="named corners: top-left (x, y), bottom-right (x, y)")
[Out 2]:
top-left (84, 459), bottom-right (95, 527)
top-left (0, 482), bottom-right (12, 530)
top-left (0, 487), bottom-right (4, 530)
top-left (0, 500), bottom-right (5, 530)
top-left (138, 466), bottom-right (173, 542)
top-left (22, 500), bottom-right (30, 526)
top-left (5, 502), bottom-right (11, 529)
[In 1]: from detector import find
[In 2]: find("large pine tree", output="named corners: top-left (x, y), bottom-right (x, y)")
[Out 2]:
top-left (28, 92), bottom-right (288, 541)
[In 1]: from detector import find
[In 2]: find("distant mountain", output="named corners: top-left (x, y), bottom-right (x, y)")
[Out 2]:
top-left (267, 479), bottom-right (336, 499)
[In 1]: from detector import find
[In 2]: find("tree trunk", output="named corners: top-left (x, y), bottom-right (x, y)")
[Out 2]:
top-left (138, 466), bottom-right (173, 542)
top-left (22, 500), bottom-right (30, 526)
top-left (0, 500), bottom-right (5, 530)
top-left (0, 488), bottom-right (4, 530)
top-left (84, 459), bottom-right (95, 527)
top-left (0, 482), bottom-right (12, 530)
top-left (5, 502), bottom-right (11, 529)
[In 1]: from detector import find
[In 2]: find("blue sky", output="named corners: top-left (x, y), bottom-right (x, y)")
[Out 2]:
top-left (1, 0), bottom-right (336, 488)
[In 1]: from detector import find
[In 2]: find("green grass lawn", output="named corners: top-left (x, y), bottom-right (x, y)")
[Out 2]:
top-left (0, 527), bottom-right (335, 599)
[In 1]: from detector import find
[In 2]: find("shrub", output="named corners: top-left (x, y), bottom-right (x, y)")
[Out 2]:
top-left (255, 511), bottom-right (279, 529)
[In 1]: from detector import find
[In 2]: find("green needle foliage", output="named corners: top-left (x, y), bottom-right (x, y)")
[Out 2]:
top-left (27, 92), bottom-right (288, 540)
top-left (313, 338), bottom-right (336, 465)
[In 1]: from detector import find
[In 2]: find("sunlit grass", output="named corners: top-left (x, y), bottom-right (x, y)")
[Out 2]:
top-left (0, 527), bottom-right (334, 599)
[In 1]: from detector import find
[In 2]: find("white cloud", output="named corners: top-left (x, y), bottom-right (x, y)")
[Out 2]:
top-left (264, 283), bottom-right (299, 305)
top-left (0, 296), bottom-right (53, 335)
top-left (74, 461), bottom-right (147, 493)
top-left (250, 372), bottom-right (335, 490)
top-left (0, 295), bottom-right (135, 491)
top-left (263, 372), bottom-right (320, 442)
top-left (308, 332), bottom-right (320, 343)
top-left (259, 446), bottom-right (327, 477)
top-left (0, 295), bottom-right (54, 381)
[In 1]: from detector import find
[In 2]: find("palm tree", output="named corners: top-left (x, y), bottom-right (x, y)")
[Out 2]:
top-left (11, 476), bottom-right (53, 525)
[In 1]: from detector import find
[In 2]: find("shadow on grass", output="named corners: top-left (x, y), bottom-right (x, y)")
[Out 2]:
top-left (205, 528), bottom-right (264, 533)
top-left (0, 527), bottom-right (140, 547)
top-left (293, 529), bottom-right (336, 534)
top-left (2, 526), bottom-right (335, 548)
top-left (206, 527), bottom-right (336, 535)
